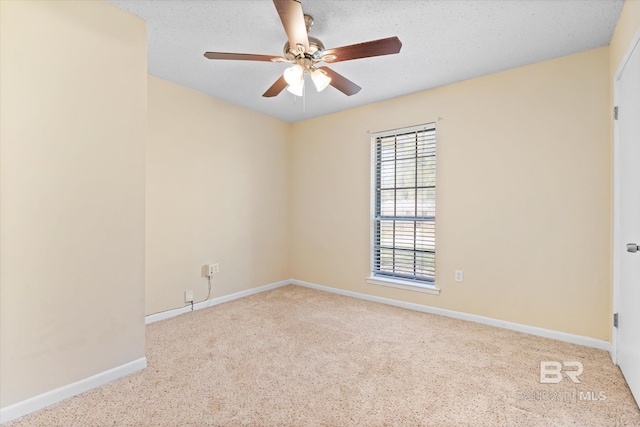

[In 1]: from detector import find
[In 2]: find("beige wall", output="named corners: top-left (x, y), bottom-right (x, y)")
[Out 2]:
top-left (0, 0), bottom-right (146, 408)
top-left (610, 0), bottom-right (640, 79)
top-left (290, 47), bottom-right (611, 340)
top-left (146, 76), bottom-right (290, 316)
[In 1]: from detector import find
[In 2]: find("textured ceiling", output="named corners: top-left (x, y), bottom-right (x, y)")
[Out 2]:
top-left (107, 0), bottom-right (624, 123)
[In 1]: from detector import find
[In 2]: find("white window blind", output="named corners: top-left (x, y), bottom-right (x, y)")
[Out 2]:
top-left (372, 124), bottom-right (436, 284)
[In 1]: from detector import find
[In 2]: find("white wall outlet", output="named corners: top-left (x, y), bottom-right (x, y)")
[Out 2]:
top-left (212, 263), bottom-right (219, 274)
top-left (185, 290), bottom-right (194, 303)
top-left (455, 270), bottom-right (463, 282)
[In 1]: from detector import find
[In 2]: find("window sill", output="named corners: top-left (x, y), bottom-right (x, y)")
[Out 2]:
top-left (366, 276), bottom-right (440, 295)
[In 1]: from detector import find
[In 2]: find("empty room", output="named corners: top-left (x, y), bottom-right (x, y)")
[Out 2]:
top-left (1, 0), bottom-right (639, 425)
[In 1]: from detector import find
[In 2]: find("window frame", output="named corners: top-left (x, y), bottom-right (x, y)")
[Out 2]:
top-left (367, 123), bottom-right (439, 295)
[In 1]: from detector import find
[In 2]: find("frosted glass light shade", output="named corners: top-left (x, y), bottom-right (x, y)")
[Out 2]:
top-left (283, 64), bottom-right (304, 86)
top-left (286, 78), bottom-right (304, 96)
top-left (311, 68), bottom-right (331, 92)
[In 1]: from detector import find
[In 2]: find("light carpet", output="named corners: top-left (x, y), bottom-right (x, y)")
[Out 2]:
top-left (6, 285), bottom-right (640, 426)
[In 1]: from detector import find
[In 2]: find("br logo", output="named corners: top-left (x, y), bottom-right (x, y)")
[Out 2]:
top-left (540, 361), bottom-right (584, 384)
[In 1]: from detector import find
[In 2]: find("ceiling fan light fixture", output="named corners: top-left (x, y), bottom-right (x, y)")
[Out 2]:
top-left (310, 68), bottom-right (331, 92)
top-left (283, 64), bottom-right (304, 86)
top-left (286, 77), bottom-right (304, 96)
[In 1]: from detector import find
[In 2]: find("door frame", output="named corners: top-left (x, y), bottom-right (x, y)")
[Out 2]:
top-left (612, 27), bottom-right (640, 364)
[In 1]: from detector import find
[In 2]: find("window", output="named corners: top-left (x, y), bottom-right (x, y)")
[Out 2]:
top-left (370, 123), bottom-right (436, 289)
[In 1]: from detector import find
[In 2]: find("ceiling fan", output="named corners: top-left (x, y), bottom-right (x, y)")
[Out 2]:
top-left (204, 0), bottom-right (402, 98)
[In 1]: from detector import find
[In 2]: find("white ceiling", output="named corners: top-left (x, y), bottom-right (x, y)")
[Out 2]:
top-left (107, 0), bottom-right (624, 123)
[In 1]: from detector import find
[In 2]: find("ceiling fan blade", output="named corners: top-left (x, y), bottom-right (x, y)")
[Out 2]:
top-left (323, 36), bottom-right (402, 63)
top-left (318, 66), bottom-right (361, 96)
top-left (204, 52), bottom-right (281, 62)
top-left (273, 0), bottom-right (309, 54)
top-left (263, 75), bottom-right (288, 97)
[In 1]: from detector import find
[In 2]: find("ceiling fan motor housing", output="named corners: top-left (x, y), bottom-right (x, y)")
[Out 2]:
top-left (283, 36), bottom-right (325, 60)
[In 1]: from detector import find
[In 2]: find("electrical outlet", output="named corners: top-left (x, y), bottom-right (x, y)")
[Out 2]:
top-left (455, 270), bottom-right (463, 282)
top-left (205, 263), bottom-right (219, 277)
top-left (185, 290), bottom-right (194, 303)
top-left (205, 264), bottom-right (214, 277)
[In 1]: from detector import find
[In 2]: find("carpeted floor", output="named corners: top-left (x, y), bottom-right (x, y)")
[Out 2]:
top-left (6, 285), bottom-right (640, 426)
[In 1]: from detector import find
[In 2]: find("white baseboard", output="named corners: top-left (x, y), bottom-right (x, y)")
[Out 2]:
top-left (290, 279), bottom-right (611, 352)
top-left (145, 279), bottom-right (290, 324)
top-left (0, 357), bottom-right (147, 424)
